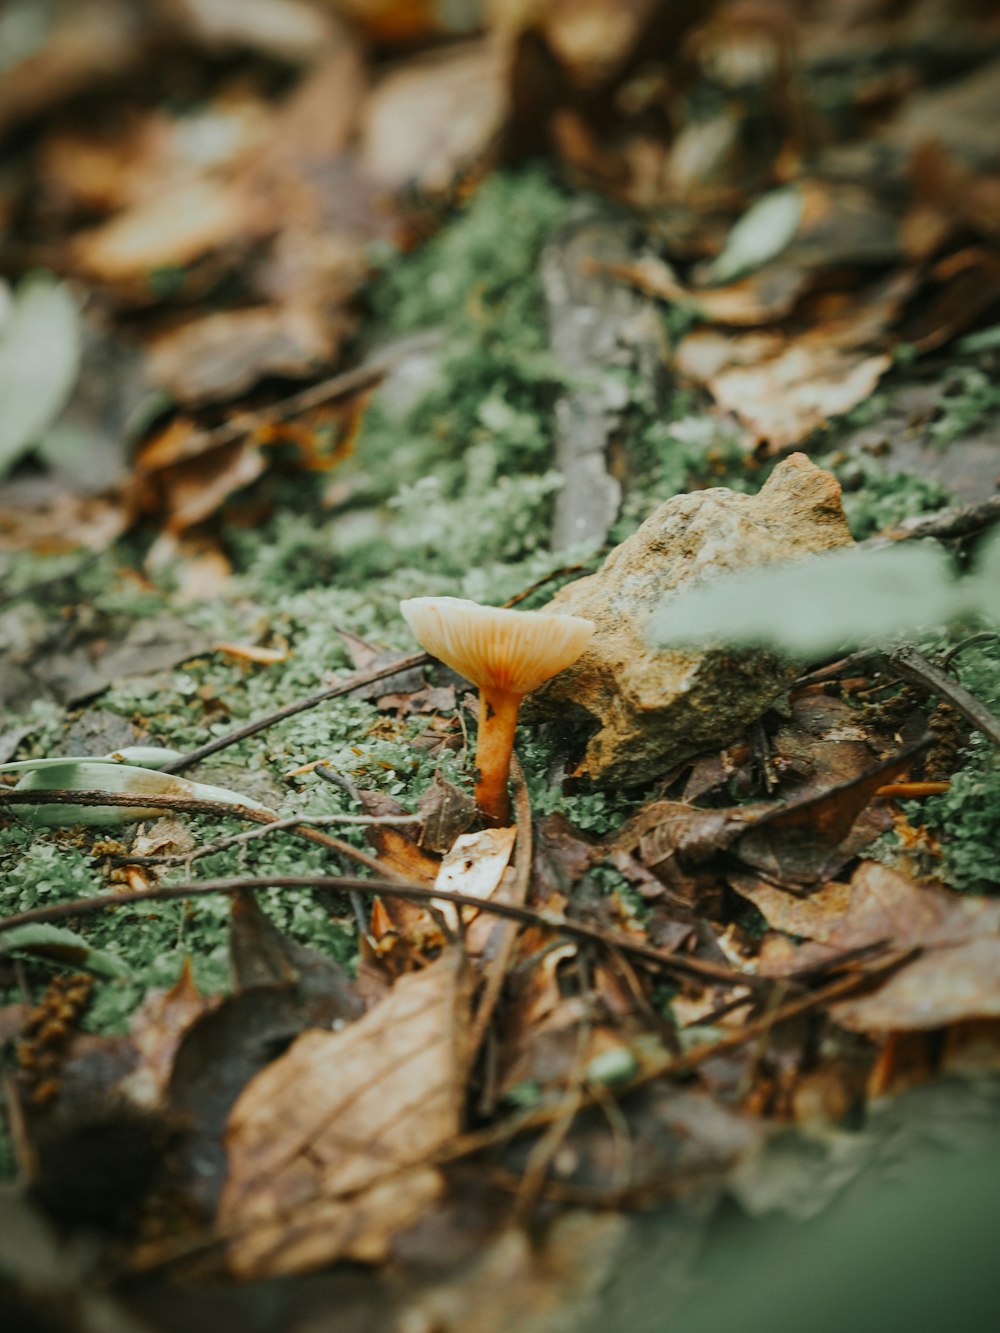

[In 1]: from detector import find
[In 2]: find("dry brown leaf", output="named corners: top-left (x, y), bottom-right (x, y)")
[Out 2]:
top-left (740, 862), bottom-right (1000, 1032)
top-left (735, 860), bottom-right (1000, 954)
top-left (832, 940), bottom-right (1000, 1033)
top-left (147, 304), bottom-right (347, 405)
top-left (171, 0), bottom-right (343, 61)
top-left (360, 40), bottom-right (507, 194)
top-left (600, 255), bottom-right (809, 327)
top-left (218, 950), bottom-right (469, 1276)
top-left (118, 962), bottom-right (217, 1109)
top-left (700, 342), bottom-right (891, 451)
top-left (71, 178), bottom-right (270, 285)
top-left (433, 825), bottom-right (517, 929)
top-left (0, 487), bottom-right (126, 554)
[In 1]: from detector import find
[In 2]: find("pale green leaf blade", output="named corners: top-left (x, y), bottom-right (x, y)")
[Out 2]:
top-left (0, 271), bottom-right (82, 475)
top-left (0, 923), bottom-right (132, 979)
top-left (650, 543), bottom-right (968, 658)
top-left (708, 187), bottom-right (803, 285)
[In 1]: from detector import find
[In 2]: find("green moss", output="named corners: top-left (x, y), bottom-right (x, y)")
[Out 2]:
top-left (909, 638), bottom-right (1000, 894)
top-left (836, 457), bottom-right (951, 540)
top-left (930, 366), bottom-right (1000, 447)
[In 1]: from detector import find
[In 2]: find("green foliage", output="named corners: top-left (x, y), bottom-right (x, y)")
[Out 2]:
top-left (652, 533), bottom-right (1000, 659)
top-left (0, 270), bottom-right (81, 475)
top-left (917, 751), bottom-right (1000, 894)
top-left (837, 458), bottom-right (950, 540)
top-left (930, 366), bottom-right (1000, 447)
top-left (910, 638), bottom-right (1000, 894)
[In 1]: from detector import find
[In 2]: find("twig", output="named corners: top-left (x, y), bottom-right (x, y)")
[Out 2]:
top-left (468, 755), bottom-right (532, 1061)
top-left (0, 790), bottom-right (397, 880)
top-left (111, 812), bottom-right (422, 869)
top-left (794, 643), bottom-right (1000, 748)
top-left (0, 872), bottom-right (775, 992)
top-left (886, 644), bottom-right (1000, 747)
top-left (194, 331), bottom-right (444, 452)
top-left (879, 495), bottom-right (1000, 545)
top-left (502, 564), bottom-right (589, 608)
top-left (158, 651), bottom-right (430, 774)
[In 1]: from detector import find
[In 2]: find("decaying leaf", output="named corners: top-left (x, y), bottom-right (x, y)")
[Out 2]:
top-left (433, 825), bottom-right (517, 928)
top-left (218, 950), bottom-right (469, 1276)
top-left (118, 962), bottom-right (216, 1108)
top-left (692, 339), bottom-right (891, 451)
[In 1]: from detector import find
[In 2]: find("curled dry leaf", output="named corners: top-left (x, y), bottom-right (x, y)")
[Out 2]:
top-left (677, 335), bottom-right (891, 452)
top-left (218, 950), bottom-right (470, 1277)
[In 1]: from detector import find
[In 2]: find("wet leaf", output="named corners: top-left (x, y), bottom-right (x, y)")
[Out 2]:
top-left (218, 951), bottom-right (469, 1276)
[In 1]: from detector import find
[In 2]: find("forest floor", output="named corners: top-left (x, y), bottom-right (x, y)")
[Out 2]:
top-left (2, 4), bottom-right (1000, 1331)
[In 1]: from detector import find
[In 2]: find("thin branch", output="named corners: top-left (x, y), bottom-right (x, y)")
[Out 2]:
top-left (111, 812), bottom-right (422, 869)
top-left (0, 872), bottom-right (775, 992)
top-left (195, 331), bottom-right (444, 452)
top-left (0, 789), bottom-right (396, 880)
top-left (793, 643), bottom-right (1000, 748)
top-left (468, 755), bottom-right (533, 1059)
top-left (880, 495), bottom-right (1000, 545)
top-left (158, 651), bottom-right (430, 774)
top-left (887, 644), bottom-right (1000, 747)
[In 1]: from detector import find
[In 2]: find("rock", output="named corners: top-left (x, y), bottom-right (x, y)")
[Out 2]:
top-left (529, 454), bottom-right (853, 785)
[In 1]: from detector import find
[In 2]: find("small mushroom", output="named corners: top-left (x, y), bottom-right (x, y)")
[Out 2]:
top-left (400, 596), bottom-right (595, 825)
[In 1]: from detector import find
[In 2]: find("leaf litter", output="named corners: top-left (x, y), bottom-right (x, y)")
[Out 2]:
top-left (1, 0), bottom-right (1000, 1327)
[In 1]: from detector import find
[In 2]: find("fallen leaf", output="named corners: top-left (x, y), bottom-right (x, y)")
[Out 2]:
top-left (601, 254), bottom-right (808, 327)
top-left (432, 825), bottom-right (517, 929)
top-left (707, 186), bottom-right (803, 284)
top-left (71, 178), bottom-right (268, 286)
top-left (418, 769), bottom-right (477, 853)
top-left (218, 951), bottom-right (469, 1276)
top-left (699, 342), bottom-right (891, 451)
top-left (832, 940), bottom-right (1000, 1033)
top-left (147, 304), bottom-right (347, 405)
top-left (0, 924), bottom-right (131, 979)
top-left (735, 860), bottom-right (1000, 955)
top-left (118, 962), bottom-right (216, 1109)
top-left (360, 39), bottom-right (506, 194)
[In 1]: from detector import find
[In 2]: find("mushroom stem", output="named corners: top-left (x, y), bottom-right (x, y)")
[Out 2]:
top-left (474, 688), bottom-right (522, 825)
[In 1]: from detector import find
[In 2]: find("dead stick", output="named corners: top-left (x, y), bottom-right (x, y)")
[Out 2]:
top-left (0, 790), bottom-right (398, 880)
top-left (0, 871), bottom-right (772, 992)
top-left (157, 652), bottom-right (430, 774)
top-left (468, 755), bottom-right (532, 1058)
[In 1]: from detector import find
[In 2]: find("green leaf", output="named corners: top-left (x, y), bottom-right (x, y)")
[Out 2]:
top-left (0, 923), bottom-right (132, 978)
top-left (650, 542), bottom-right (993, 658)
top-left (0, 271), bottom-right (82, 476)
top-left (707, 187), bottom-right (803, 285)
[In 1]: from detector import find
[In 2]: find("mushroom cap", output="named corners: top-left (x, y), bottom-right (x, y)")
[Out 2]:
top-left (400, 596), bottom-right (595, 697)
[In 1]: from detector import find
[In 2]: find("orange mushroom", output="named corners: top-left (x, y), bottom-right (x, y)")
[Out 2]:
top-left (400, 596), bottom-right (595, 825)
